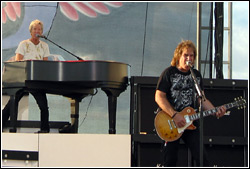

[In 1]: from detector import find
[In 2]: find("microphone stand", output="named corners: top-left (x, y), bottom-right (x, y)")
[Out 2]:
top-left (40, 35), bottom-right (83, 61)
top-left (189, 65), bottom-right (206, 167)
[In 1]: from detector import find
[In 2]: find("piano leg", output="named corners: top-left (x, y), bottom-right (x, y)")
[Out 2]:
top-left (56, 88), bottom-right (94, 134)
top-left (69, 98), bottom-right (79, 133)
top-left (58, 98), bottom-right (80, 133)
top-left (107, 95), bottom-right (117, 134)
top-left (59, 92), bottom-right (93, 133)
top-left (102, 88), bottom-right (125, 134)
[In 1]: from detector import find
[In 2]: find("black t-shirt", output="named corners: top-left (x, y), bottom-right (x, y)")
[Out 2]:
top-left (156, 66), bottom-right (204, 112)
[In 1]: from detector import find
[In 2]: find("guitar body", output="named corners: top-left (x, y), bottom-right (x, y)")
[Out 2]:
top-left (154, 97), bottom-right (246, 142)
top-left (154, 107), bottom-right (197, 142)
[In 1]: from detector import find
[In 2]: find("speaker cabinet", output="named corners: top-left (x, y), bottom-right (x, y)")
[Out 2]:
top-left (206, 144), bottom-right (247, 167)
top-left (130, 77), bottom-right (159, 135)
top-left (135, 142), bottom-right (189, 167)
top-left (203, 79), bottom-right (248, 137)
top-left (130, 76), bottom-right (248, 167)
top-left (131, 134), bottom-right (191, 167)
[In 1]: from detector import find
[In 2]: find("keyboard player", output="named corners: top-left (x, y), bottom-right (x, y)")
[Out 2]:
top-left (2, 19), bottom-right (51, 133)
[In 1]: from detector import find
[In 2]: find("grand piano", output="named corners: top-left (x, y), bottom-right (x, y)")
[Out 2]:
top-left (2, 60), bottom-right (130, 134)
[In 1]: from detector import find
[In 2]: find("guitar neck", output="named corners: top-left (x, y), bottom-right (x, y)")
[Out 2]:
top-left (189, 101), bottom-right (237, 121)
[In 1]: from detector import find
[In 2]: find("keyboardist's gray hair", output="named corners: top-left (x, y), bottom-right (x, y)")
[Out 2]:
top-left (29, 19), bottom-right (44, 33)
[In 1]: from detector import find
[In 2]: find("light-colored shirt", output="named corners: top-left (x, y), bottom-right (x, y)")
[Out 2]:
top-left (15, 39), bottom-right (50, 60)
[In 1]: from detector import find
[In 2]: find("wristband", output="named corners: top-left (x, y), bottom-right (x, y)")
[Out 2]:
top-left (172, 112), bottom-right (177, 118)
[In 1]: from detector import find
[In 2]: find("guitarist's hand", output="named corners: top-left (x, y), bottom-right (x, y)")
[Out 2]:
top-left (173, 113), bottom-right (186, 128)
top-left (216, 106), bottom-right (227, 118)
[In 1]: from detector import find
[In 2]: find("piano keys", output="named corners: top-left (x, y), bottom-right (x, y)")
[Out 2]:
top-left (2, 60), bottom-right (130, 133)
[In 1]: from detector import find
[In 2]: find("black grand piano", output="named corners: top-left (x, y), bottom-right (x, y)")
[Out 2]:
top-left (2, 60), bottom-right (130, 134)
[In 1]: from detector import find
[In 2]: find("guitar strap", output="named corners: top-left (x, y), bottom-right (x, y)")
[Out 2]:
top-left (193, 81), bottom-right (197, 110)
top-left (155, 107), bottom-right (162, 114)
top-left (160, 140), bottom-right (167, 152)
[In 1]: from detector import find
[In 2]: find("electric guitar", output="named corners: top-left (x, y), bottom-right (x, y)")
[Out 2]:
top-left (154, 97), bottom-right (246, 142)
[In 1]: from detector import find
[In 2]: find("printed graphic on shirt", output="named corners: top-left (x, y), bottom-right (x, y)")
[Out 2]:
top-left (170, 73), bottom-right (200, 111)
top-left (16, 40), bottom-right (49, 60)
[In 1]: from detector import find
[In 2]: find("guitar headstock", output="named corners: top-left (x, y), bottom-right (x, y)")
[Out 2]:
top-left (234, 96), bottom-right (246, 109)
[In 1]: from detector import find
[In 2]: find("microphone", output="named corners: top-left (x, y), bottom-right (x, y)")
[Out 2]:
top-left (186, 61), bottom-right (193, 67)
top-left (38, 34), bottom-right (83, 60)
top-left (36, 34), bottom-right (46, 38)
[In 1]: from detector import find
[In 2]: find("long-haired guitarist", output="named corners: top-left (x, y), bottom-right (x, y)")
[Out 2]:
top-left (155, 40), bottom-right (226, 167)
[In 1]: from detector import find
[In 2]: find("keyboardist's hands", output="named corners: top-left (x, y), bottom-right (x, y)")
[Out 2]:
top-left (15, 53), bottom-right (24, 61)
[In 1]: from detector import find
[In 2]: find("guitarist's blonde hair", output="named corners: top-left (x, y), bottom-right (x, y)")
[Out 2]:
top-left (171, 40), bottom-right (197, 67)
